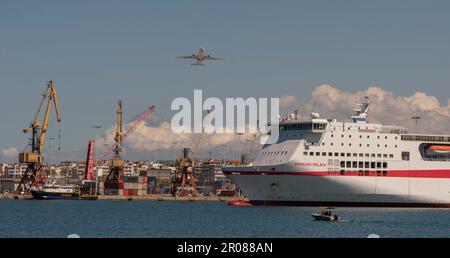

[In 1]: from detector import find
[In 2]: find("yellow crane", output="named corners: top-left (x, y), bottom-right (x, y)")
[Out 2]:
top-left (17, 80), bottom-right (61, 193)
top-left (111, 100), bottom-right (124, 168)
top-left (104, 100), bottom-right (125, 192)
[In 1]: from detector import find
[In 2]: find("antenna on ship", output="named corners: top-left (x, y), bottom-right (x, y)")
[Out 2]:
top-left (411, 116), bottom-right (422, 133)
top-left (350, 96), bottom-right (369, 124)
top-left (293, 109), bottom-right (300, 120)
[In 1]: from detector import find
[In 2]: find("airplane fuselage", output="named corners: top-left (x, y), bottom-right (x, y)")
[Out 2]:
top-left (195, 47), bottom-right (206, 63)
top-left (177, 47), bottom-right (221, 65)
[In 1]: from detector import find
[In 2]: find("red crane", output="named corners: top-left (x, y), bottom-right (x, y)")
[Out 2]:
top-left (99, 105), bottom-right (155, 162)
top-left (84, 140), bottom-right (95, 180)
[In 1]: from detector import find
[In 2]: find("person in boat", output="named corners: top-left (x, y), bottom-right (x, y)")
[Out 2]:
top-left (321, 210), bottom-right (331, 216)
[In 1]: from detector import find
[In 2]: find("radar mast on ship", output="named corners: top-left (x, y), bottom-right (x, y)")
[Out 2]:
top-left (350, 96), bottom-right (369, 124)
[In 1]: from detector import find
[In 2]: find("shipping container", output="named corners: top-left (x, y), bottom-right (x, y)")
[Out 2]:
top-left (147, 187), bottom-right (155, 193)
top-left (104, 189), bottom-right (120, 195)
top-left (124, 176), bottom-right (139, 183)
top-left (104, 181), bottom-right (119, 189)
top-left (138, 176), bottom-right (148, 183)
top-left (130, 189), bottom-right (138, 196)
top-left (138, 190), bottom-right (146, 196)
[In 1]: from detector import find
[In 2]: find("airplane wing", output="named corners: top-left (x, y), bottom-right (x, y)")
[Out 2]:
top-left (204, 56), bottom-right (223, 60)
top-left (176, 55), bottom-right (197, 59)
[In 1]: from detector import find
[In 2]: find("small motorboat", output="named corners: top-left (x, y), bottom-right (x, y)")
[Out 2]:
top-left (312, 208), bottom-right (340, 221)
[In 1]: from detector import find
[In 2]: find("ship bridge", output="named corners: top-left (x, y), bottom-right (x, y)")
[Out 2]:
top-left (276, 115), bottom-right (329, 146)
top-left (279, 120), bottom-right (328, 133)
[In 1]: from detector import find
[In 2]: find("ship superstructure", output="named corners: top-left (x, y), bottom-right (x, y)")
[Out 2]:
top-left (223, 97), bottom-right (450, 207)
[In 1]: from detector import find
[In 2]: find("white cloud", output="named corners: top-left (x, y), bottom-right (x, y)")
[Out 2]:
top-left (1, 147), bottom-right (18, 159)
top-left (405, 92), bottom-right (440, 111)
top-left (279, 95), bottom-right (298, 110)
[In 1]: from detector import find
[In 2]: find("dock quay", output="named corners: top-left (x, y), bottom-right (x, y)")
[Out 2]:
top-left (97, 195), bottom-right (248, 202)
top-left (0, 193), bottom-right (248, 202)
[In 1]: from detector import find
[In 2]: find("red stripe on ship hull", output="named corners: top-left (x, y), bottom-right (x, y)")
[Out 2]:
top-left (223, 170), bottom-right (450, 178)
top-left (249, 200), bottom-right (450, 208)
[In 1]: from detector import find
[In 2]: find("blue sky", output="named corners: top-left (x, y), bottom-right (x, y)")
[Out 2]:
top-left (1, 0), bottom-right (449, 160)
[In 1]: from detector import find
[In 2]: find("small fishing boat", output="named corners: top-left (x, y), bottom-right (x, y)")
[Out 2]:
top-left (312, 208), bottom-right (340, 221)
top-left (31, 183), bottom-right (98, 200)
top-left (31, 184), bottom-right (81, 200)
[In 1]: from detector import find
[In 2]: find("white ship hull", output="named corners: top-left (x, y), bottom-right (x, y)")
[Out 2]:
top-left (224, 169), bottom-right (450, 207)
top-left (224, 97), bottom-right (450, 207)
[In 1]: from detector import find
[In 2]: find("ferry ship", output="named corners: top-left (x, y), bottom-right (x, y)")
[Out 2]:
top-left (31, 184), bottom-right (81, 200)
top-left (222, 97), bottom-right (450, 207)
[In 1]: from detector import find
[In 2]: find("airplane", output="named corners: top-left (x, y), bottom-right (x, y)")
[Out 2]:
top-left (176, 47), bottom-right (223, 65)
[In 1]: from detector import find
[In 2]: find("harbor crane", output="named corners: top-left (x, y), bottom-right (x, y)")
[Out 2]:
top-left (173, 110), bottom-right (211, 197)
top-left (17, 80), bottom-right (61, 193)
top-left (104, 100), bottom-right (125, 190)
top-left (102, 102), bottom-right (155, 191)
top-left (173, 145), bottom-right (201, 197)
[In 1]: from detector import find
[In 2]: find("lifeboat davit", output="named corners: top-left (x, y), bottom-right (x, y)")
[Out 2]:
top-left (427, 145), bottom-right (450, 154)
top-left (228, 200), bottom-right (253, 207)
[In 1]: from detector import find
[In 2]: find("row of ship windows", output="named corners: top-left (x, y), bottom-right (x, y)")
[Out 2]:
top-left (401, 135), bottom-right (450, 142)
top-left (322, 142), bottom-right (398, 148)
top-left (331, 134), bottom-right (399, 140)
top-left (281, 123), bottom-right (327, 131)
top-left (261, 151), bottom-right (289, 157)
top-left (305, 152), bottom-right (395, 159)
top-left (340, 161), bottom-right (388, 169)
top-left (337, 170), bottom-right (389, 177)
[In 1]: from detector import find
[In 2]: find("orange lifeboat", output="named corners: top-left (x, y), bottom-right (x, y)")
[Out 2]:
top-left (228, 200), bottom-right (253, 207)
top-left (427, 145), bottom-right (450, 154)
